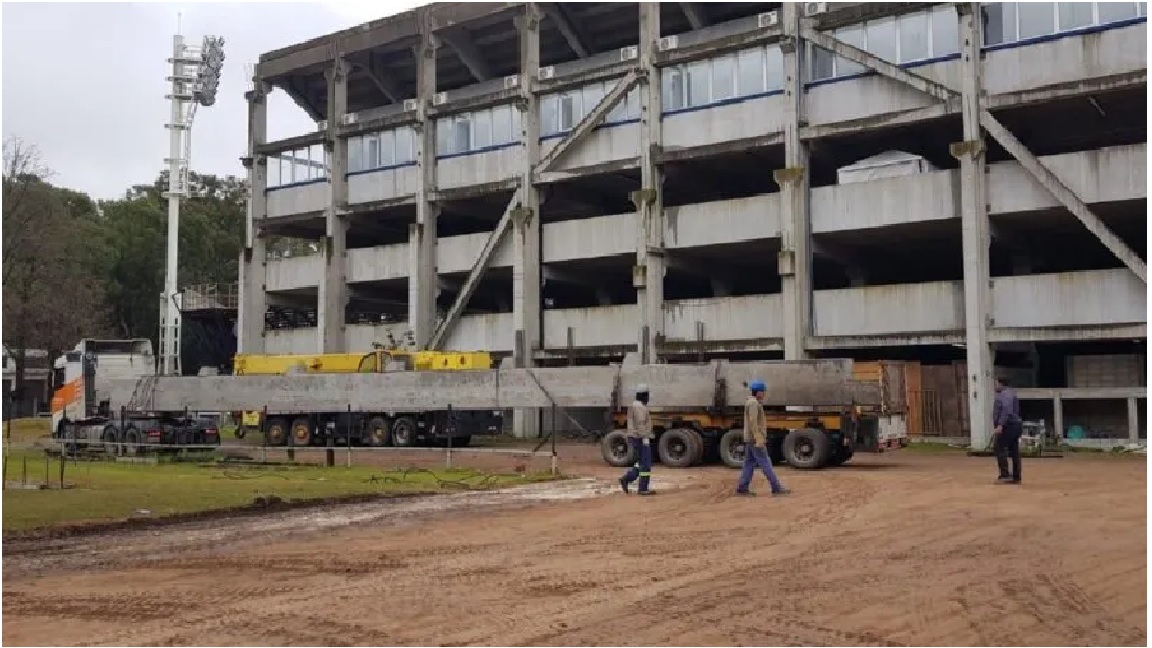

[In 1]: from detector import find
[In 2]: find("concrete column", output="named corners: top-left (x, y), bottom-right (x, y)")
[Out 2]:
top-left (953, 3), bottom-right (995, 450)
top-left (1127, 396), bottom-right (1139, 441)
top-left (633, 2), bottom-right (665, 364)
top-left (319, 57), bottom-right (350, 352)
top-left (512, 3), bottom-right (543, 438)
top-left (238, 79), bottom-right (270, 354)
top-left (776, 4), bottom-right (812, 360)
top-left (1053, 394), bottom-right (1064, 439)
top-left (409, 27), bottom-right (440, 348)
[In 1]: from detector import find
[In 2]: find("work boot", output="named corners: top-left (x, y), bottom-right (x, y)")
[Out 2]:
top-left (772, 487), bottom-right (791, 496)
top-left (734, 490), bottom-right (755, 497)
top-left (619, 477), bottom-right (630, 494)
top-left (637, 489), bottom-right (656, 496)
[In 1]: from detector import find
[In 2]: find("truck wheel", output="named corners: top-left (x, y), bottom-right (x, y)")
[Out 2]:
top-left (102, 425), bottom-right (120, 455)
top-left (265, 418), bottom-right (288, 446)
top-left (784, 428), bottom-right (831, 469)
top-left (123, 428), bottom-right (141, 457)
top-left (365, 416), bottom-right (391, 447)
top-left (391, 416), bottom-right (417, 448)
top-left (599, 430), bottom-right (635, 467)
top-left (290, 418), bottom-right (312, 447)
top-left (658, 428), bottom-right (702, 468)
top-left (828, 446), bottom-right (854, 467)
top-left (719, 429), bottom-right (746, 469)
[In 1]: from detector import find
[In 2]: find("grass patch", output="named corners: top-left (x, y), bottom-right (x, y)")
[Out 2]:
top-left (2, 449), bottom-right (557, 532)
top-left (2, 418), bottom-right (51, 447)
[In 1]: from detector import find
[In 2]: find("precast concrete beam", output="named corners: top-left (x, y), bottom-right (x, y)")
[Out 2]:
top-left (239, 80), bottom-right (271, 354)
top-left (540, 3), bottom-right (591, 58)
top-left (980, 113), bottom-right (1147, 283)
top-left (533, 70), bottom-right (641, 174)
top-left (352, 54), bottom-right (403, 103)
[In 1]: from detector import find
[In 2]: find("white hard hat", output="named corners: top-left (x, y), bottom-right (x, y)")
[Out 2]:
top-left (636, 383), bottom-right (650, 394)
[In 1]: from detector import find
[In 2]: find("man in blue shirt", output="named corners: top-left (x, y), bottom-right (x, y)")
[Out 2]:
top-left (992, 376), bottom-right (1023, 484)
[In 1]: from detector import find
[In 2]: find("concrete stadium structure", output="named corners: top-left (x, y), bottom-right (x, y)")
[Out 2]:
top-left (238, 2), bottom-right (1147, 443)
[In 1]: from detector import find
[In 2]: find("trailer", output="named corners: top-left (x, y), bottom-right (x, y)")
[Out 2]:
top-left (231, 347), bottom-right (502, 448)
top-left (49, 339), bottom-right (220, 455)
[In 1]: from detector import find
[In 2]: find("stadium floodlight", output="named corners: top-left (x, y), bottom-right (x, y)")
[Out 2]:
top-left (159, 30), bottom-right (226, 377)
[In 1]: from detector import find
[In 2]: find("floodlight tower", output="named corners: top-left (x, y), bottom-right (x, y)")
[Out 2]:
top-left (159, 32), bottom-right (225, 376)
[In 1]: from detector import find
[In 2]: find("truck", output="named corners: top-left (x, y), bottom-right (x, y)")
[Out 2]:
top-left (232, 345), bottom-right (502, 448)
top-left (49, 339), bottom-right (221, 455)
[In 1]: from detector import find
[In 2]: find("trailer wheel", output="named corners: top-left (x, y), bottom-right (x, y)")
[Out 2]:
top-left (123, 428), bottom-right (141, 457)
top-left (784, 428), bottom-right (831, 469)
top-left (600, 430), bottom-right (635, 467)
top-left (102, 425), bottom-right (120, 455)
top-left (365, 417), bottom-right (391, 447)
top-left (719, 429), bottom-right (746, 469)
top-left (658, 428), bottom-right (703, 468)
top-left (828, 445), bottom-right (854, 467)
top-left (290, 418), bottom-right (312, 447)
top-left (392, 416), bottom-right (417, 448)
top-left (265, 418), bottom-right (288, 446)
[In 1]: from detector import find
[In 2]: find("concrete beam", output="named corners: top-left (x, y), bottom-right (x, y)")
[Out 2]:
top-left (409, 28), bottom-right (440, 348)
top-left (280, 78), bottom-right (326, 122)
top-left (534, 69), bottom-right (641, 173)
top-left (636, 2), bottom-right (664, 365)
top-left (256, 131), bottom-right (326, 156)
top-left (319, 58), bottom-right (350, 354)
top-left (439, 26), bottom-right (493, 82)
top-left (540, 3), bottom-right (591, 58)
top-left (352, 54), bottom-right (403, 103)
top-left (239, 80), bottom-right (271, 355)
top-left (980, 113), bottom-right (1147, 284)
top-left (679, 3), bottom-right (709, 30)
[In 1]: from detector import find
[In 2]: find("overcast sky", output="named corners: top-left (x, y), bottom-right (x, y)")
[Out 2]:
top-left (2, 1), bottom-right (421, 200)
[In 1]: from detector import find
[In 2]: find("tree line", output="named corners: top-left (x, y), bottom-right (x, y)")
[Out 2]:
top-left (2, 136), bottom-right (246, 395)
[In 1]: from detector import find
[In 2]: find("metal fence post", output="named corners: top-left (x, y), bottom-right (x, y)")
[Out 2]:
top-left (119, 406), bottom-right (127, 458)
top-left (445, 404), bottom-right (454, 471)
top-left (260, 405), bottom-right (269, 463)
top-left (346, 405), bottom-right (353, 468)
top-left (551, 404), bottom-right (558, 476)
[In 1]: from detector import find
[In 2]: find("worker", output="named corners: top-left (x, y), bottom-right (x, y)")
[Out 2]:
top-left (735, 379), bottom-right (790, 497)
top-left (992, 376), bottom-right (1023, 484)
top-left (619, 383), bottom-right (655, 496)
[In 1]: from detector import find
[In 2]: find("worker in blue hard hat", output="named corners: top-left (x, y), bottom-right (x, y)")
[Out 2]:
top-left (619, 383), bottom-right (655, 496)
top-left (735, 379), bottom-right (790, 497)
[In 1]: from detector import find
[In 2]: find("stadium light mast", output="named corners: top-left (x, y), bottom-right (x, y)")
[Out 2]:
top-left (159, 30), bottom-right (225, 376)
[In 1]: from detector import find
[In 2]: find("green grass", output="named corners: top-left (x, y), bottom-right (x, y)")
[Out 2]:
top-left (1, 449), bottom-right (556, 532)
top-left (2, 418), bottom-right (51, 447)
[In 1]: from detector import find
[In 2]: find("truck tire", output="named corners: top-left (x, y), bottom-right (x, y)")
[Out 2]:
top-left (391, 416), bottom-right (417, 448)
top-left (828, 445), bottom-right (854, 467)
top-left (719, 429), bottom-right (746, 469)
top-left (290, 418), bottom-right (312, 447)
top-left (600, 430), bottom-right (636, 467)
top-left (658, 428), bottom-right (703, 468)
top-left (265, 418), bottom-right (288, 447)
top-left (102, 425), bottom-right (120, 455)
top-left (365, 416), bottom-right (391, 447)
top-left (784, 428), bottom-right (831, 469)
top-left (123, 427), bottom-right (141, 457)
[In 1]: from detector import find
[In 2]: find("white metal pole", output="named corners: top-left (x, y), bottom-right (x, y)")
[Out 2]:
top-left (162, 34), bottom-right (185, 376)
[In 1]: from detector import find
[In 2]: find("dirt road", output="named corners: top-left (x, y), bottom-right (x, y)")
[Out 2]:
top-left (3, 448), bottom-right (1146, 647)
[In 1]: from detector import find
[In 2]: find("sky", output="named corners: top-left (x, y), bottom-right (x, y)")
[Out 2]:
top-left (2, 1), bottom-right (421, 200)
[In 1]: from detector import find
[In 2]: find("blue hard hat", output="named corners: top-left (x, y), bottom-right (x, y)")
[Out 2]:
top-left (749, 379), bottom-right (766, 393)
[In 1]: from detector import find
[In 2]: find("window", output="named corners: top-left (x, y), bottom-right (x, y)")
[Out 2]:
top-left (662, 67), bottom-right (686, 111)
top-left (378, 130), bottom-right (395, 166)
top-left (607, 84), bottom-right (629, 122)
top-left (898, 11), bottom-right (931, 62)
top-left (931, 5), bottom-right (960, 56)
top-left (491, 104), bottom-right (513, 145)
top-left (1018, 2), bottom-right (1056, 39)
top-left (736, 47), bottom-right (765, 96)
top-left (1058, 2), bottom-right (1095, 28)
top-left (348, 136), bottom-right (365, 172)
top-left (452, 117), bottom-right (472, 153)
top-left (711, 54), bottom-right (736, 101)
top-left (540, 95), bottom-right (559, 136)
top-left (1098, 2), bottom-right (1140, 22)
top-left (835, 24), bottom-right (867, 75)
top-left (866, 18), bottom-right (898, 62)
top-left (582, 83), bottom-right (606, 121)
top-left (983, 2), bottom-right (1018, 44)
top-left (686, 59), bottom-right (710, 106)
top-left (396, 127), bottom-right (415, 163)
top-left (558, 92), bottom-right (578, 131)
top-left (765, 45), bottom-right (784, 89)
top-left (473, 110), bottom-right (493, 149)
top-left (309, 145), bottom-right (325, 180)
top-left (366, 133), bottom-right (381, 167)
top-left (809, 45), bottom-right (835, 81)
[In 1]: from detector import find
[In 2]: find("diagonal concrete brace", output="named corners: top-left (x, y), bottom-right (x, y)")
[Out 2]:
top-left (534, 69), bottom-right (642, 174)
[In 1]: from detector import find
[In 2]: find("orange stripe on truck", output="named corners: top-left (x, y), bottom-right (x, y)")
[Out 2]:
top-left (50, 378), bottom-right (82, 414)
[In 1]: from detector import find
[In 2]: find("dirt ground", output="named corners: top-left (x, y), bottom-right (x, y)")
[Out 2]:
top-left (3, 445), bottom-right (1147, 647)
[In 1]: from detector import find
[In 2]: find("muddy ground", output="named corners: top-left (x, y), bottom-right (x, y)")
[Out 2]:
top-left (3, 444), bottom-right (1147, 647)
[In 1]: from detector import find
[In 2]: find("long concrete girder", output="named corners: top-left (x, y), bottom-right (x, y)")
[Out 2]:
top-left (800, 22), bottom-right (1144, 283)
top-left (112, 360), bottom-right (882, 415)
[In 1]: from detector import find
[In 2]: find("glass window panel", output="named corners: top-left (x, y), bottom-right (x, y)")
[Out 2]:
top-left (365, 133), bottom-right (380, 167)
top-left (453, 117), bottom-right (472, 152)
top-left (764, 45), bottom-right (784, 89)
top-left (558, 93), bottom-right (578, 131)
top-left (627, 87), bottom-right (640, 117)
top-left (310, 145), bottom-right (324, 180)
top-left (686, 59), bottom-right (710, 106)
top-left (1098, 2), bottom-right (1139, 21)
top-left (539, 95), bottom-right (559, 136)
top-left (270, 158), bottom-right (282, 186)
top-left (835, 25), bottom-right (867, 75)
top-left (473, 110), bottom-right (493, 149)
top-left (1058, 1), bottom-right (1094, 28)
top-left (735, 47), bottom-right (765, 96)
top-left (289, 150), bottom-right (302, 183)
top-left (983, 2), bottom-right (1018, 44)
top-left (510, 105), bottom-right (523, 138)
top-left (397, 127), bottom-right (415, 163)
top-left (809, 45), bottom-right (835, 81)
top-left (899, 11), bottom-right (931, 61)
top-left (866, 18), bottom-right (898, 62)
top-left (435, 120), bottom-right (452, 155)
top-left (1018, 2), bottom-right (1056, 38)
top-left (931, 5), bottom-right (960, 55)
top-left (581, 83), bottom-right (606, 121)
top-left (662, 67), bottom-right (685, 111)
top-left (711, 54), bottom-right (736, 101)
top-left (378, 130), bottom-right (395, 166)
top-left (491, 105), bottom-right (512, 144)
top-left (1141, 2), bottom-right (1147, 16)
top-left (607, 83), bottom-right (628, 122)
top-left (348, 137), bottom-right (365, 173)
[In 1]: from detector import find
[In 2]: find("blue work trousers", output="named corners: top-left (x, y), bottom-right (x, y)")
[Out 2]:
top-left (736, 444), bottom-right (783, 494)
top-left (622, 437), bottom-right (653, 492)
